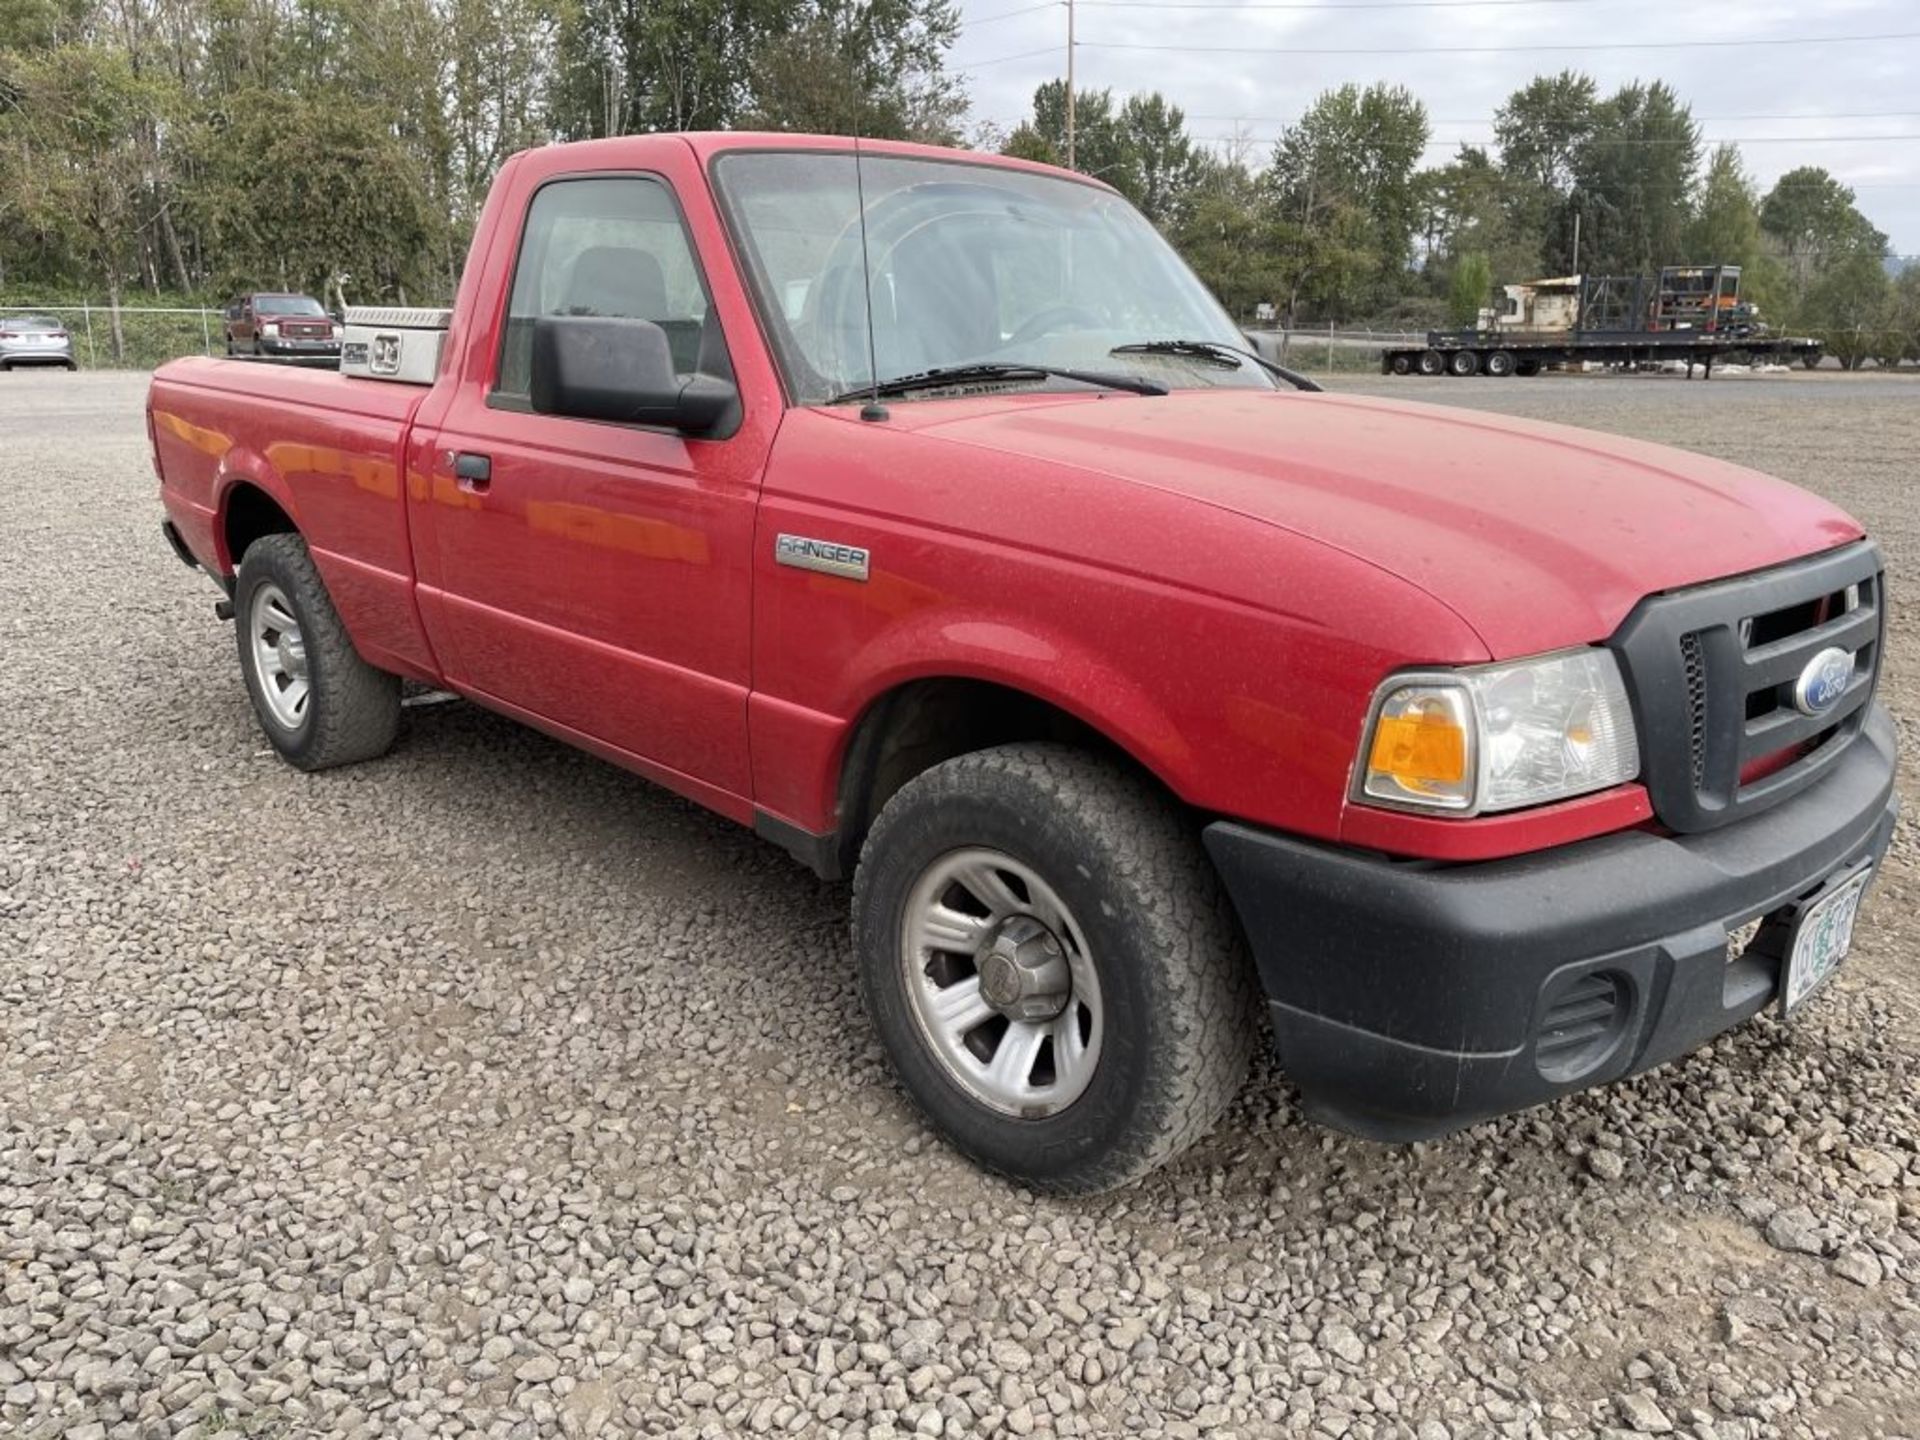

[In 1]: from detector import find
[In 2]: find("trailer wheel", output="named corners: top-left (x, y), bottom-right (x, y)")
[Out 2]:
top-left (1483, 350), bottom-right (1515, 378)
top-left (1390, 353), bottom-right (1412, 375)
top-left (1447, 350), bottom-right (1479, 378)
top-left (1514, 358), bottom-right (1541, 377)
top-left (1417, 349), bottom-right (1444, 376)
top-left (1801, 351), bottom-right (1822, 370)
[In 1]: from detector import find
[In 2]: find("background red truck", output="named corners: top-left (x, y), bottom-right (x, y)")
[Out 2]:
top-left (150, 133), bottom-right (1897, 1192)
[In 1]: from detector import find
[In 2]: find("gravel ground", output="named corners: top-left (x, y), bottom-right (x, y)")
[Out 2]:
top-left (2, 369), bottom-right (1916, 1440)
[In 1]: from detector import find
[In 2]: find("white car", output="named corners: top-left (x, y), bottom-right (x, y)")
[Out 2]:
top-left (0, 315), bottom-right (77, 371)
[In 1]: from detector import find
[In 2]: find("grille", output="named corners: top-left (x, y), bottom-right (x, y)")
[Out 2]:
top-left (1681, 631), bottom-right (1708, 790)
top-left (1536, 970), bottom-right (1629, 1083)
top-left (1611, 542), bottom-right (1882, 834)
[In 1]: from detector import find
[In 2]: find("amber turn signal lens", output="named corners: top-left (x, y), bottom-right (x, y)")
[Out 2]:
top-left (1368, 705), bottom-right (1468, 788)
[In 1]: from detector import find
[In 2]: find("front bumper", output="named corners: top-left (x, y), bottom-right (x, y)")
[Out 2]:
top-left (1205, 703), bottom-right (1899, 1141)
top-left (258, 338), bottom-right (340, 358)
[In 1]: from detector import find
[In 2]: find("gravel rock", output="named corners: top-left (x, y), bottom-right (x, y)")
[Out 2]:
top-left (1616, 1392), bottom-right (1674, 1433)
top-left (1831, 1248), bottom-right (1884, 1287)
top-left (1588, 1148), bottom-right (1627, 1181)
top-left (1762, 1206), bottom-right (1828, 1256)
top-left (2, 372), bottom-right (1917, 1440)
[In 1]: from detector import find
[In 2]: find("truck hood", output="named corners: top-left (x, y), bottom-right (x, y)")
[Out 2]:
top-left (907, 388), bottom-right (1865, 656)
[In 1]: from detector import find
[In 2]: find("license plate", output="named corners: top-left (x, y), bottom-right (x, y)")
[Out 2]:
top-left (1782, 867), bottom-right (1871, 1015)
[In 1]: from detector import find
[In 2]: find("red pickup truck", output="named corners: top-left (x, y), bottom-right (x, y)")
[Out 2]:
top-left (151, 133), bottom-right (1897, 1192)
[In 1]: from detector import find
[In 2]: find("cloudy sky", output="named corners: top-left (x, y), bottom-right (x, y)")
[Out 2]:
top-left (948, 0), bottom-right (1920, 256)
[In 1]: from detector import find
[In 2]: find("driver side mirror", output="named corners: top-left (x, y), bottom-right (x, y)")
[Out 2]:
top-left (530, 315), bottom-right (736, 436)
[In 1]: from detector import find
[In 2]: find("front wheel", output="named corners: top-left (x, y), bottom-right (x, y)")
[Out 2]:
top-left (853, 744), bottom-right (1257, 1193)
top-left (234, 533), bottom-right (400, 770)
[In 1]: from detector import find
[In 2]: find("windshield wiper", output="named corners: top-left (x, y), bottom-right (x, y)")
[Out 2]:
top-left (1110, 339), bottom-right (1323, 393)
top-left (829, 361), bottom-right (1167, 406)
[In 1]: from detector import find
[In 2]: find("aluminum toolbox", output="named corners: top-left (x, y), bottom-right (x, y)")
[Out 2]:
top-left (340, 306), bottom-right (452, 385)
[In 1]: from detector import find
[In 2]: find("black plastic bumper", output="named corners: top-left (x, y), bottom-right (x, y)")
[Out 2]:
top-left (1205, 704), bottom-right (1899, 1141)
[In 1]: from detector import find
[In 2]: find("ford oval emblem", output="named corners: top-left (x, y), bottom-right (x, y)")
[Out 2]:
top-left (1792, 646), bottom-right (1854, 717)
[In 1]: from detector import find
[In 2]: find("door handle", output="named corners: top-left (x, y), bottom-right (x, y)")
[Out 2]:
top-left (453, 452), bottom-right (492, 490)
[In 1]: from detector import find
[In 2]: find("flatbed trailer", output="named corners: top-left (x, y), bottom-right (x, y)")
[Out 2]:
top-left (1381, 329), bottom-right (1823, 378)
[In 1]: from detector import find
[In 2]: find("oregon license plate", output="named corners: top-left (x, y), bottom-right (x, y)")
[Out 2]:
top-left (1782, 867), bottom-right (1871, 1016)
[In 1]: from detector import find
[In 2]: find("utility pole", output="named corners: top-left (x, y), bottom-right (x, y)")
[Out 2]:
top-left (1572, 210), bottom-right (1581, 275)
top-left (1066, 0), bottom-right (1076, 170)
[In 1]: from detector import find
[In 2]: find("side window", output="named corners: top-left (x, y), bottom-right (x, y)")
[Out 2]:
top-left (496, 175), bottom-right (724, 401)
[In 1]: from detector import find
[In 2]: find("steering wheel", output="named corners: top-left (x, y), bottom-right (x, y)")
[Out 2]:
top-left (1006, 304), bottom-right (1103, 347)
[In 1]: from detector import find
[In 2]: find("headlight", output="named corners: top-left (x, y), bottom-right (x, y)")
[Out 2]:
top-left (1356, 648), bottom-right (1639, 815)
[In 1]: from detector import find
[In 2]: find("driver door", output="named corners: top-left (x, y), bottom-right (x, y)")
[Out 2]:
top-left (412, 171), bottom-right (764, 802)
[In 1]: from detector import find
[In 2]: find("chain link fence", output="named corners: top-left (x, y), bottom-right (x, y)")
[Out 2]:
top-left (7, 305), bottom-right (1913, 375)
top-left (1, 303), bottom-right (228, 370)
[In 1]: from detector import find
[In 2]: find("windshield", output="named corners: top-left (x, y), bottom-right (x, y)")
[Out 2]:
top-left (258, 295), bottom-right (326, 316)
top-left (4, 316), bottom-right (63, 331)
top-left (713, 151), bottom-right (1271, 405)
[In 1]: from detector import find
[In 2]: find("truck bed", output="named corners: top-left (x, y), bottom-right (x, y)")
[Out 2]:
top-left (150, 357), bottom-right (437, 679)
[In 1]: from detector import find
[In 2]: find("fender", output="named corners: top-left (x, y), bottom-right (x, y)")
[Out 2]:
top-left (211, 449), bottom-right (304, 574)
top-left (748, 606), bottom-right (1197, 849)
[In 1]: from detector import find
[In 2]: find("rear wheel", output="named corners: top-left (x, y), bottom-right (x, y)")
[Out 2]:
top-left (1416, 349), bottom-right (1444, 376)
top-left (1390, 353), bottom-right (1412, 376)
top-left (1483, 350), bottom-right (1515, 378)
top-left (853, 744), bottom-right (1257, 1193)
top-left (1514, 358), bottom-right (1541, 377)
top-left (234, 533), bottom-right (400, 771)
top-left (1447, 350), bottom-right (1480, 377)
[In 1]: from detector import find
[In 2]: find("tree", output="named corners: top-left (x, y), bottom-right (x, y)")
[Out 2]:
top-left (1568, 81), bottom-right (1699, 277)
top-left (1117, 92), bottom-right (1200, 228)
top-left (1023, 80), bottom-right (1136, 191)
top-left (1448, 252), bottom-right (1492, 327)
top-left (183, 90), bottom-right (447, 303)
top-left (1268, 83), bottom-right (1430, 311)
top-left (1761, 167), bottom-right (1887, 285)
top-left (1419, 145), bottom-right (1541, 291)
top-left (1689, 146), bottom-right (1761, 265)
top-left (1494, 71), bottom-right (1596, 196)
top-left (1758, 167), bottom-right (1888, 336)
top-left (744, 2), bottom-right (966, 142)
top-left (0, 44), bottom-right (166, 346)
top-left (1000, 123), bottom-right (1058, 166)
top-left (551, 0), bottom-right (962, 141)
top-left (1170, 157), bottom-right (1285, 318)
top-left (1807, 250), bottom-right (1891, 369)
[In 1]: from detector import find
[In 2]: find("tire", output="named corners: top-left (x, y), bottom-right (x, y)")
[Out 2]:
top-left (1514, 358), bottom-right (1541, 377)
top-left (1802, 351), bottom-right (1822, 370)
top-left (233, 533), bottom-right (400, 771)
top-left (1447, 349), bottom-right (1480, 377)
top-left (853, 743), bottom-right (1258, 1193)
top-left (1389, 353), bottom-right (1411, 376)
top-left (1416, 349), bottom-right (1444, 376)
top-left (1483, 350), bottom-right (1515, 378)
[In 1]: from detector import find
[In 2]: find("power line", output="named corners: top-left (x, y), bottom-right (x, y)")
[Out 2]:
top-left (963, 1), bottom-right (1061, 28)
top-left (1182, 109), bottom-right (1920, 124)
top-left (1192, 134), bottom-right (1920, 147)
top-left (1079, 29), bottom-right (1920, 56)
top-left (1083, 0), bottom-right (1608, 6)
top-left (956, 44), bottom-right (1064, 70)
